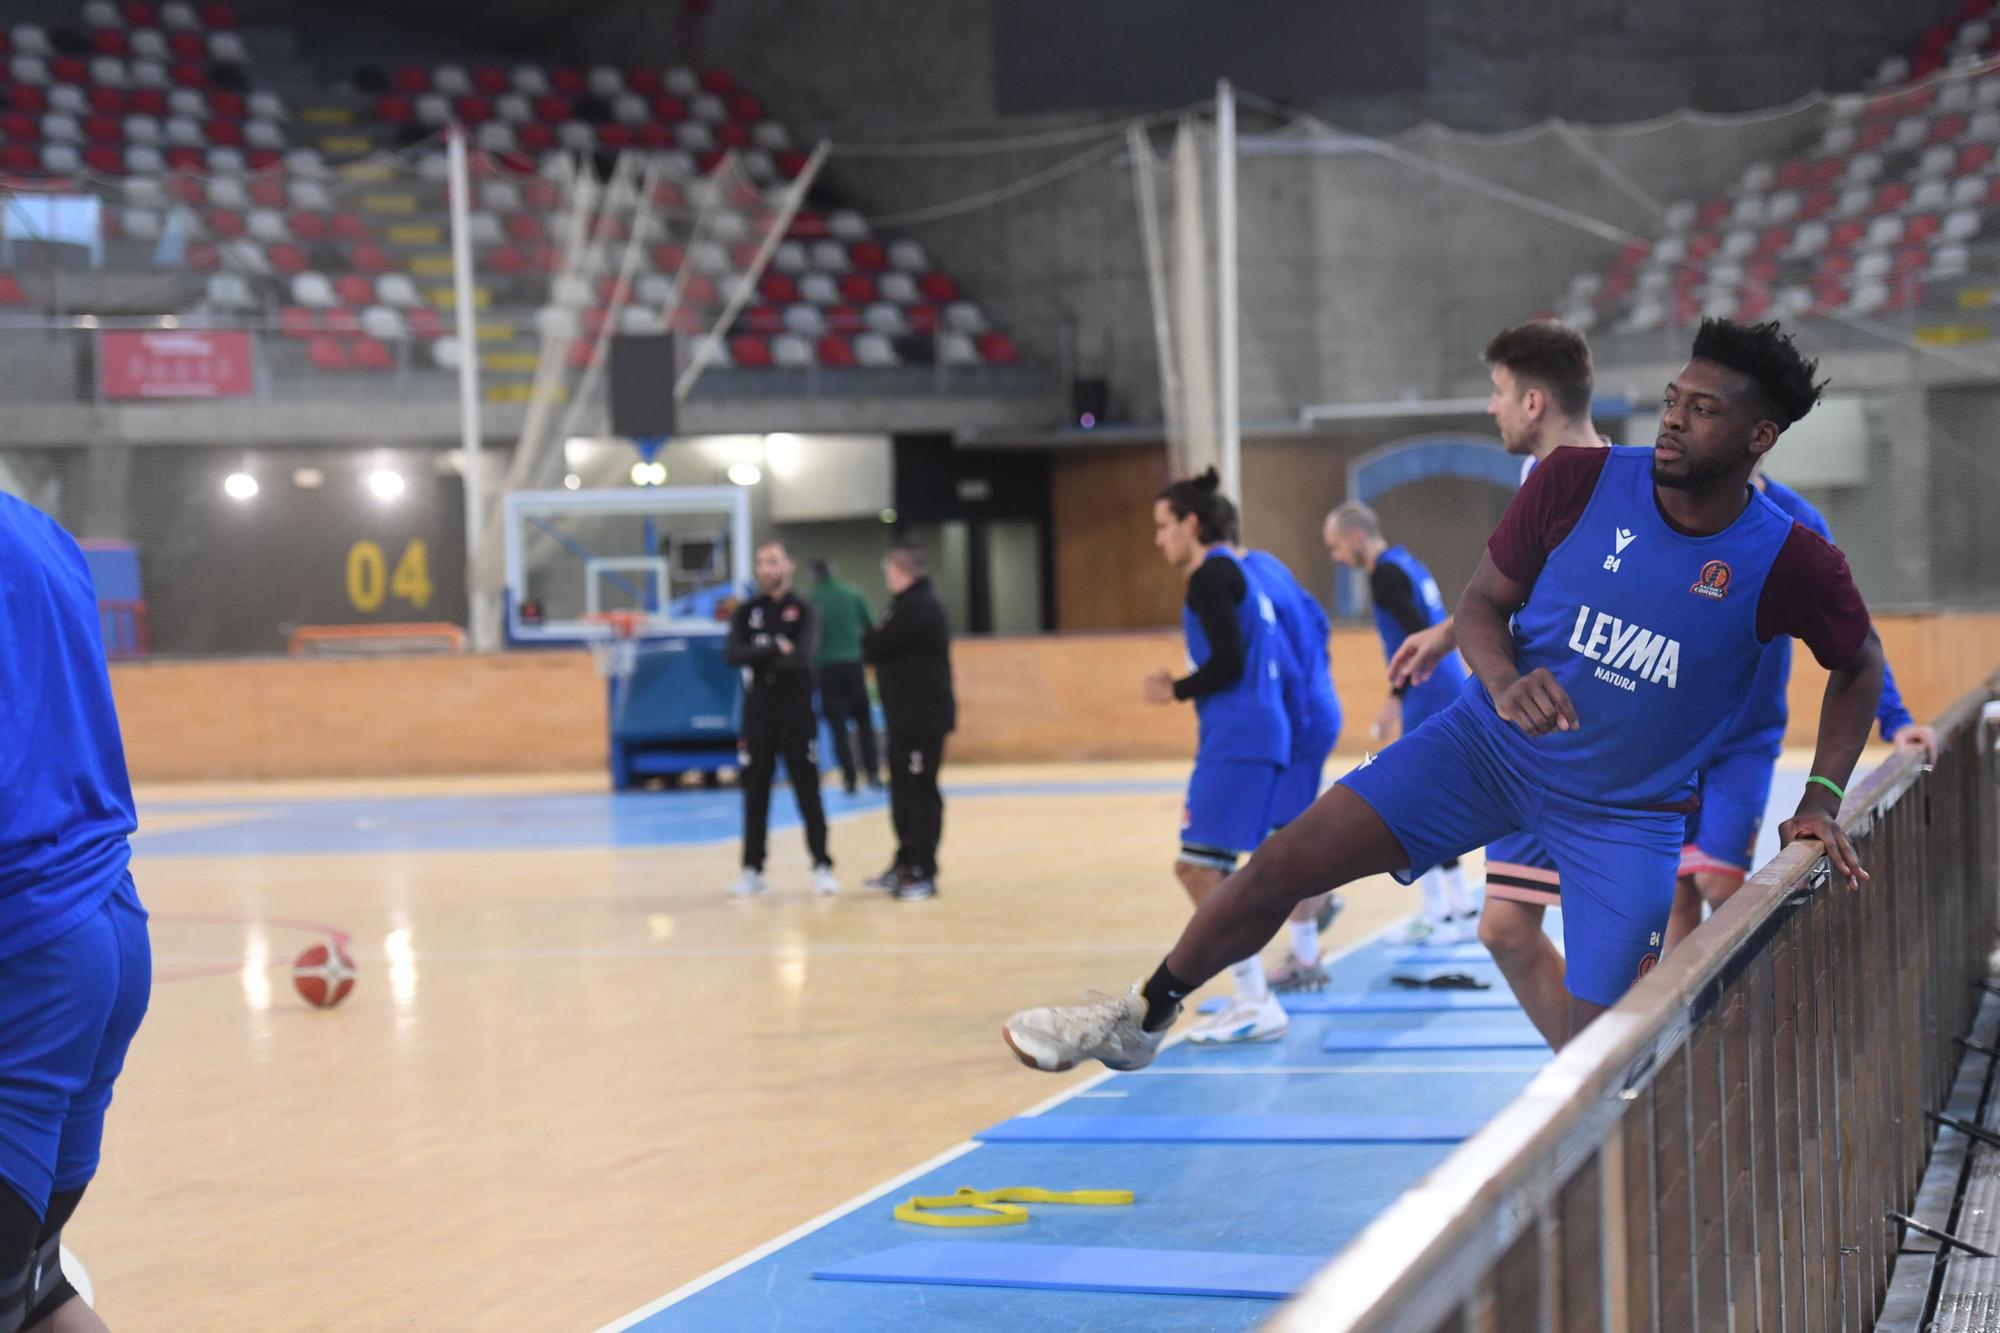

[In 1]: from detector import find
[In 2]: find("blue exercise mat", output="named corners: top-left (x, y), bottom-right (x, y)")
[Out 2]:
top-left (977, 1113), bottom-right (1482, 1144)
top-left (813, 1242), bottom-right (1326, 1300)
top-left (1321, 1024), bottom-right (1546, 1051)
top-left (1384, 944), bottom-right (1494, 964)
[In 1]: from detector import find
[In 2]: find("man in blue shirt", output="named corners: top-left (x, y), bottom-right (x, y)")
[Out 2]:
top-left (1006, 319), bottom-right (1885, 1070)
top-left (1142, 470), bottom-right (1292, 1044)
top-left (0, 495), bottom-right (152, 1333)
top-left (1665, 473), bottom-right (1934, 946)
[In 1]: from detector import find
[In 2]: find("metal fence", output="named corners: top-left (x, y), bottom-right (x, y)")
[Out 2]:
top-left (1271, 671), bottom-right (2000, 1332)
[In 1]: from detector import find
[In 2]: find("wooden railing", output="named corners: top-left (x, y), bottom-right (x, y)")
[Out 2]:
top-left (1271, 673), bottom-right (2000, 1332)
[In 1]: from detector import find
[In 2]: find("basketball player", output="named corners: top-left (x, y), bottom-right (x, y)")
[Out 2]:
top-left (724, 541), bottom-right (838, 898)
top-left (1322, 503), bottom-right (1478, 946)
top-left (1664, 472), bottom-right (1935, 948)
top-left (1004, 318), bottom-right (1886, 1070)
top-left (1144, 470), bottom-right (1292, 1043)
top-left (1239, 547), bottom-right (1344, 993)
top-left (0, 493), bottom-right (153, 1333)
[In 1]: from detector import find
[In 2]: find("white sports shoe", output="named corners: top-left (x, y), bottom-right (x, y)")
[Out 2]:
top-left (1392, 911), bottom-right (1455, 946)
top-left (1003, 982), bottom-right (1170, 1073)
top-left (812, 864), bottom-right (840, 898)
top-left (1185, 994), bottom-right (1289, 1045)
top-left (1425, 914), bottom-right (1473, 947)
top-left (727, 868), bottom-right (768, 899)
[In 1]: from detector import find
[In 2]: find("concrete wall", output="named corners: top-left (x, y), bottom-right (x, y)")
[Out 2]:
top-left (111, 612), bottom-right (1999, 780)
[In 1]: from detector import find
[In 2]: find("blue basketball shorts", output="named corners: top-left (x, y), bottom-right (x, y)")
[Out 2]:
top-left (1485, 831), bottom-right (1561, 908)
top-left (0, 872), bottom-right (151, 1218)
top-left (1340, 696), bottom-right (1682, 1007)
top-left (1181, 759), bottom-right (1282, 869)
top-left (1269, 726), bottom-right (1339, 830)
top-left (1679, 740), bottom-right (1780, 881)
top-left (1399, 676), bottom-right (1461, 738)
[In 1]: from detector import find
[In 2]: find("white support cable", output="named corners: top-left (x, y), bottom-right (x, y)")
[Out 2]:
top-left (675, 140), bottom-right (830, 402)
top-left (829, 105), bottom-right (1194, 157)
top-left (445, 124), bottom-right (492, 652)
top-left (1546, 119), bottom-right (1665, 219)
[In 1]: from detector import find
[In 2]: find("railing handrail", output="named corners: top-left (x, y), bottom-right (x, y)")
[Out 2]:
top-left (1269, 671), bottom-right (2000, 1332)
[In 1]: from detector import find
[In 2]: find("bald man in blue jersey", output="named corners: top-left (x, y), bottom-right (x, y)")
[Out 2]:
top-left (1006, 318), bottom-right (1885, 1071)
top-left (0, 496), bottom-right (151, 1333)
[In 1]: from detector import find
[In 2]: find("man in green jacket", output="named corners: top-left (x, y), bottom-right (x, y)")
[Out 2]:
top-left (809, 558), bottom-right (882, 794)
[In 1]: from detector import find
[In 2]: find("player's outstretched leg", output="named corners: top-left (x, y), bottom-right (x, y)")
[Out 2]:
top-left (1004, 787), bottom-right (1407, 1072)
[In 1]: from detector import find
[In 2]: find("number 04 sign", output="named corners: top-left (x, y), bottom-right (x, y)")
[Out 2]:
top-left (345, 539), bottom-right (434, 613)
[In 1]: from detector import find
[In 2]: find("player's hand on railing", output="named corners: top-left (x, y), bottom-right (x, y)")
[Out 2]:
top-left (1142, 669), bottom-right (1176, 705)
top-left (1388, 621), bottom-right (1454, 689)
top-left (1493, 669), bottom-right (1578, 737)
top-left (1780, 797), bottom-right (1869, 891)
top-left (1893, 722), bottom-right (1939, 765)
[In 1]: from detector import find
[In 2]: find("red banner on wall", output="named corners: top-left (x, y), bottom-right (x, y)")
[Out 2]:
top-left (100, 330), bottom-right (255, 400)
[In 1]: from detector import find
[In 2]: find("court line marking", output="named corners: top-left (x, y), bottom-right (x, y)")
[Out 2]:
top-left (591, 914), bottom-right (1414, 1331)
top-left (1123, 1064), bottom-right (1542, 1076)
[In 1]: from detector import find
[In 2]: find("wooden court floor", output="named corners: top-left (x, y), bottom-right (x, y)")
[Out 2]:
top-left (72, 763), bottom-right (1418, 1329)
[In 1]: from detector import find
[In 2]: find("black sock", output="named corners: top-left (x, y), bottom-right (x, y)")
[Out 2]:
top-left (1140, 961), bottom-right (1193, 1031)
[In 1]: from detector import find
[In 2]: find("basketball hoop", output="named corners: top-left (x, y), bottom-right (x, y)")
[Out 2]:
top-left (583, 610), bottom-right (647, 679)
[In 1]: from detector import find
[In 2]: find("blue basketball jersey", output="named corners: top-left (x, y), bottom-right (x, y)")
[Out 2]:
top-left (1373, 544), bottom-right (1467, 708)
top-left (1720, 477), bottom-right (1910, 749)
top-left (1241, 548), bottom-right (1342, 746)
top-left (0, 496), bottom-right (139, 962)
top-left (1183, 547), bottom-right (1291, 766)
top-left (1479, 447), bottom-right (1796, 808)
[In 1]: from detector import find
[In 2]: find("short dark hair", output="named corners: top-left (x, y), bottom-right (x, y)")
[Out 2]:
top-left (1156, 467), bottom-right (1238, 545)
top-left (755, 539), bottom-right (789, 557)
top-left (1689, 317), bottom-right (1828, 429)
top-left (808, 557), bottom-right (830, 579)
top-left (1483, 320), bottom-right (1594, 419)
top-left (887, 540), bottom-right (929, 577)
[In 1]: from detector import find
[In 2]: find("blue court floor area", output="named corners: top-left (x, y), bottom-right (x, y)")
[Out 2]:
top-left (613, 929), bottom-right (1551, 1332)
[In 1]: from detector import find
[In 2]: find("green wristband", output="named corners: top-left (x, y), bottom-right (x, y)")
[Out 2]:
top-left (1806, 774), bottom-right (1845, 803)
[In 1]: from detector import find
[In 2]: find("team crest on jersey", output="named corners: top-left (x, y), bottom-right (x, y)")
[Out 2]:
top-left (1691, 560), bottom-right (1732, 600)
top-left (1636, 951), bottom-right (1659, 978)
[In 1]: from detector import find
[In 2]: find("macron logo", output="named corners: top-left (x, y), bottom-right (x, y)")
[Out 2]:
top-left (1566, 604), bottom-right (1681, 691)
top-left (1614, 528), bottom-right (1636, 554)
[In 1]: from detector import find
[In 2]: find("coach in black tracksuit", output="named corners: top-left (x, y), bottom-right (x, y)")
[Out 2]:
top-left (863, 541), bottom-right (955, 899)
top-left (725, 541), bottom-right (832, 886)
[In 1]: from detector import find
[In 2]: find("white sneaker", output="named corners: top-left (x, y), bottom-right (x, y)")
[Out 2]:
top-left (812, 864), bottom-right (840, 897)
top-left (1003, 981), bottom-right (1169, 1073)
top-left (1392, 911), bottom-right (1452, 946)
top-left (728, 868), bottom-right (768, 899)
top-left (1425, 914), bottom-right (1473, 947)
top-left (1185, 995), bottom-right (1289, 1045)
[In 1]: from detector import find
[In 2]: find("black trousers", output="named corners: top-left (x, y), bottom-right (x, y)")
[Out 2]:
top-left (740, 701), bottom-right (830, 871)
top-left (887, 729), bottom-right (946, 880)
top-left (817, 661), bottom-right (878, 789)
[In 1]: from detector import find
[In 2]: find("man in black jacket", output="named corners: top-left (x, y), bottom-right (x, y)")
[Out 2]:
top-left (862, 541), bottom-right (955, 901)
top-left (724, 540), bottom-right (837, 899)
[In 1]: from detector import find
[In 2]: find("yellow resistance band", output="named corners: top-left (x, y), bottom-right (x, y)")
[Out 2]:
top-left (894, 1186), bottom-right (1135, 1228)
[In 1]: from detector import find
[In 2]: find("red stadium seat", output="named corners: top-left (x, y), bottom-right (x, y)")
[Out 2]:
top-left (0, 275), bottom-right (25, 305)
top-left (92, 29), bottom-right (129, 57)
top-left (206, 120), bottom-right (244, 148)
top-left (1828, 219), bottom-right (1866, 250)
top-left (406, 307), bottom-right (443, 338)
top-left (85, 145), bottom-right (123, 172)
top-left (0, 145), bottom-right (36, 173)
top-left (975, 332), bottom-right (1018, 364)
top-left (917, 273), bottom-right (959, 303)
top-left (9, 86), bottom-right (48, 115)
top-left (306, 336), bottom-right (350, 369)
top-left (1756, 226), bottom-right (1792, 256)
top-left (837, 273), bottom-right (876, 304)
top-left (453, 96), bottom-right (490, 124)
top-left (696, 150), bottom-right (725, 173)
top-left (549, 68), bottom-right (584, 96)
top-left (375, 94), bottom-right (411, 122)
top-left (682, 274), bottom-right (718, 306)
top-left (279, 306), bottom-right (318, 337)
top-left (905, 305), bottom-right (938, 333)
top-left (715, 122), bottom-right (749, 148)
top-left (758, 272), bottom-right (797, 304)
top-left (728, 334), bottom-right (772, 367)
top-left (850, 241), bottom-right (886, 271)
top-left (774, 149), bottom-right (809, 178)
top-left (249, 178), bottom-right (286, 208)
top-left (0, 112), bottom-right (34, 142)
top-left (329, 212), bottom-right (368, 240)
top-left (472, 66), bottom-right (508, 95)
top-left (700, 68), bottom-right (735, 94)
top-left (515, 123), bottom-right (555, 153)
top-left (816, 334), bottom-right (855, 367)
top-left (351, 337), bottom-right (394, 370)
top-left (200, 2), bottom-right (236, 26)
top-left (1960, 143), bottom-right (1995, 174)
top-left (635, 123), bottom-right (672, 148)
top-left (596, 123), bottom-right (633, 149)
top-left (504, 213), bottom-right (544, 243)
top-left (522, 178), bottom-right (561, 210)
top-left (727, 92), bottom-right (762, 122)
top-left (122, 2), bottom-right (160, 24)
top-left (392, 65), bottom-right (429, 93)
top-left (169, 63), bottom-right (205, 88)
top-left (532, 94), bottom-right (570, 123)
top-left (209, 90), bottom-right (246, 119)
top-left (1696, 199), bottom-right (1730, 228)
top-left (486, 244), bottom-right (525, 274)
top-left (321, 308), bottom-right (361, 335)
top-left (1895, 243), bottom-right (1930, 271)
top-left (1906, 212), bottom-right (1942, 243)
top-left (335, 274), bottom-right (374, 305)
top-left (666, 306), bottom-right (703, 335)
top-left (1737, 289), bottom-right (1771, 321)
top-left (1798, 189), bottom-right (1834, 220)
top-left (742, 305), bottom-right (784, 333)
top-left (650, 94), bottom-right (687, 121)
top-left (822, 304), bottom-right (861, 333)
top-left (84, 114), bottom-right (122, 142)
top-left (167, 33), bottom-right (204, 61)
top-left (1932, 114), bottom-right (1968, 142)
top-left (1775, 160), bottom-right (1809, 190)
top-left (626, 68), bottom-right (661, 95)
top-left (127, 88), bottom-right (165, 115)
top-left (52, 56), bottom-right (89, 84)
top-left (268, 243), bottom-right (308, 273)
top-left (1874, 181), bottom-right (1911, 213)
top-left (208, 209), bottom-right (246, 238)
